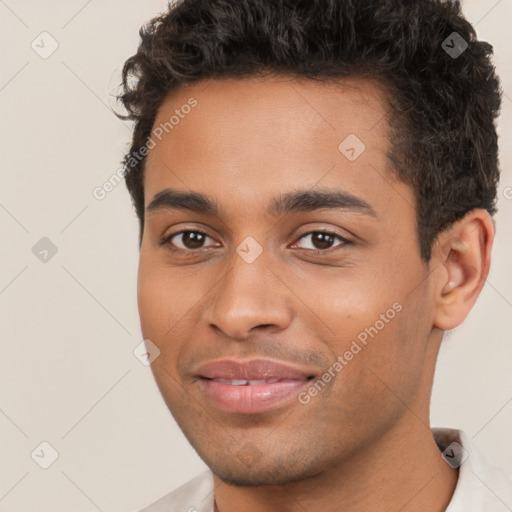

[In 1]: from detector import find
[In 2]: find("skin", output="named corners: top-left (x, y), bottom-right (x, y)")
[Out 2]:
top-left (137, 75), bottom-right (494, 512)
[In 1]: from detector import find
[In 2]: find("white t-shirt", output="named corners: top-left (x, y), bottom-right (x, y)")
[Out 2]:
top-left (139, 428), bottom-right (512, 511)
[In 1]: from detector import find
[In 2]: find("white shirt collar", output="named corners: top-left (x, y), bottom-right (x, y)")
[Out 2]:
top-left (433, 427), bottom-right (512, 511)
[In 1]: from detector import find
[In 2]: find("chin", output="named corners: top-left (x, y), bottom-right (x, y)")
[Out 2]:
top-left (212, 466), bottom-right (307, 487)
top-left (204, 454), bottom-right (326, 487)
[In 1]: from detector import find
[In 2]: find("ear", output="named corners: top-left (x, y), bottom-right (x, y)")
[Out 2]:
top-left (431, 209), bottom-right (495, 331)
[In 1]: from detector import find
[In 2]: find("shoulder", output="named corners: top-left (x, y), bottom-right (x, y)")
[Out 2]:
top-left (138, 470), bottom-right (214, 512)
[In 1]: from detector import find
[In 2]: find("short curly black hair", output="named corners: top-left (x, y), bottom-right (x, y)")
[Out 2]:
top-left (117, 0), bottom-right (502, 261)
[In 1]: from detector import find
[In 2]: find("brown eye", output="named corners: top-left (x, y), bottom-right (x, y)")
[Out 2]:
top-left (164, 230), bottom-right (215, 250)
top-left (294, 231), bottom-right (348, 251)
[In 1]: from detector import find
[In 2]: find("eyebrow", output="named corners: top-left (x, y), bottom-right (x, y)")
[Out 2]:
top-left (146, 187), bottom-right (377, 218)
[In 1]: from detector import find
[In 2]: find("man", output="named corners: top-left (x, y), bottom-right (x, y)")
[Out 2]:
top-left (117, 0), bottom-right (512, 510)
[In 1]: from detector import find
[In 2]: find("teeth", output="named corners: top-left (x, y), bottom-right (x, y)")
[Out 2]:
top-left (212, 378), bottom-right (281, 385)
top-left (214, 378), bottom-right (247, 385)
top-left (231, 379), bottom-right (249, 386)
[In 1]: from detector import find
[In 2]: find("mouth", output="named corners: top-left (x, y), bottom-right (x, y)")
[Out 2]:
top-left (204, 377), bottom-right (304, 385)
top-left (194, 359), bottom-right (316, 413)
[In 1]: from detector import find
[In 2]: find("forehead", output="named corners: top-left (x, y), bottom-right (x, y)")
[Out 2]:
top-left (148, 75), bottom-right (391, 156)
top-left (143, 75), bottom-right (410, 220)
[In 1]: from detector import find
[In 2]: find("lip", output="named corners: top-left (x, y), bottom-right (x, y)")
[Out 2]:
top-left (194, 358), bottom-right (315, 413)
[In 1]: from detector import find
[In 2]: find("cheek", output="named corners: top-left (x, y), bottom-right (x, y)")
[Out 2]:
top-left (292, 270), bottom-right (400, 345)
top-left (137, 258), bottom-right (188, 400)
top-left (136, 252), bottom-right (187, 341)
top-left (137, 258), bottom-right (165, 339)
top-left (136, 253), bottom-right (208, 354)
top-left (293, 262), bottom-right (429, 389)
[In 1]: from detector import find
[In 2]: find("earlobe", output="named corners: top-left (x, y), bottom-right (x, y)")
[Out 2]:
top-left (432, 209), bottom-right (494, 331)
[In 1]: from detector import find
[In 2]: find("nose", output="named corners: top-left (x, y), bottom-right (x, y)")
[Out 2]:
top-left (202, 252), bottom-right (293, 341)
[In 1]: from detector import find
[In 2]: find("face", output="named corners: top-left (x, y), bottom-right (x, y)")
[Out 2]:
top-left (138, 76), bottom-right (438, 486)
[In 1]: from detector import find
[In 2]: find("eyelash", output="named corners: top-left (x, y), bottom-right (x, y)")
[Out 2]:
top-left (159, 229), bottom-right (351, 254)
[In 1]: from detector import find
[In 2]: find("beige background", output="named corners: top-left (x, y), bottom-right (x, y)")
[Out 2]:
top-left (0, 0), bottom-right (511, 510)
